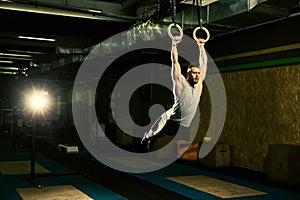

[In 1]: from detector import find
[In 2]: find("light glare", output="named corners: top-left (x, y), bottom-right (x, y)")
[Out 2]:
top-left (27, 91), bottom-right (49, 112)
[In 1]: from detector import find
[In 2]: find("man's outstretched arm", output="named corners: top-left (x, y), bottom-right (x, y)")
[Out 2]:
top-left (197, 39), bottom-right (208, 82)
top-left (171, 37), bottom-right (185, 97)
top-left (171, 39), bottom-right (181, 80)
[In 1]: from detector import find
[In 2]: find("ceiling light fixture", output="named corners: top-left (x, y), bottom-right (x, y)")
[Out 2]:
top-left (0, 66), bottom-right (19, 71)
top-left (18, 35), bottom-right (56, 42)
top-left (0, 3), bottom-right (128, 21)
top-left (0, 52), bottom-right (32, 57)
top-left (0, 56), bottom-right (33, 61)
top-left (0, 0), bottom-right (13, 2)
top-left (88, 9), bottom-right (102, 14)
top-left (0, 71), bottom-right (17, 75)
top-left (0, 60), bottom-right (13, 63)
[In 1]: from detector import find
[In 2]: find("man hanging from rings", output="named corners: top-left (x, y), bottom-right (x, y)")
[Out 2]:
top-left (141, 24), bottom-right (209, 151)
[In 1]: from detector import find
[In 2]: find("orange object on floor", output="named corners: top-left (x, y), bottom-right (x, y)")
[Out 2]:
top-left (179, 142), bottom-right (200, 161)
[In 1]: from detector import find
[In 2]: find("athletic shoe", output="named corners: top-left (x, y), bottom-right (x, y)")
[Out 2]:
top-left (141, 132), bottom-right (148, 144)
top-left (141, 132), bottom-right (152, 151)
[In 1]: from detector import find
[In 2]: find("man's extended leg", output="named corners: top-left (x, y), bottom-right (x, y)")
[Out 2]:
top-left (141, 108), bottom-right (174, 149)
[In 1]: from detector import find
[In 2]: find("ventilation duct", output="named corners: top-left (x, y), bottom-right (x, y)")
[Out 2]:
top-left (164, 0), bottom-right (269, 28)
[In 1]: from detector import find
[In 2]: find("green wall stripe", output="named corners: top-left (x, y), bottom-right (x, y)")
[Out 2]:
top-left (215, 56), bottom-right (300, 73)
top-left (214, 43), bottom-right (300, 62)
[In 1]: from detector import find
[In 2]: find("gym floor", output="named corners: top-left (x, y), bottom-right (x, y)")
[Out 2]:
top-left (0, 136), bottom-right (299, 200)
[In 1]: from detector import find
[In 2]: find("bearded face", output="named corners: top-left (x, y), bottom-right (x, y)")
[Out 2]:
top-left (187, 67), bottom-right (201, 85)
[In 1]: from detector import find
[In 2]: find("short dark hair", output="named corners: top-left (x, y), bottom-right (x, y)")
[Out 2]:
top-left (187, 64), bottom-right (196, 73)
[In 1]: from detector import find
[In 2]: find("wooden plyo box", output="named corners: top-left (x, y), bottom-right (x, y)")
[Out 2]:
top-left (199, 143), bottom-right (231, 167)
top-left (264, 144), bottom-right (300, 184)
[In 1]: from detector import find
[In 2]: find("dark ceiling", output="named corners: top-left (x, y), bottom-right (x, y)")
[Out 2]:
top-left (0, 0), bottom-right (299, 81)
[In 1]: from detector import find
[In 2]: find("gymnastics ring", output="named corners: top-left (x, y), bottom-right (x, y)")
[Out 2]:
top-left (193, 26), bottom-right (210, 43)
top-left (168, 23), bottom-right (183, 43)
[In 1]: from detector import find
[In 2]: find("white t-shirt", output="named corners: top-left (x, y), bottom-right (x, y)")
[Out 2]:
top-left (169, 73), bottom-right (202, 127)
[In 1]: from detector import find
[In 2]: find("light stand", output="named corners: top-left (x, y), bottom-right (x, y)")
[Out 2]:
top-left (27, 113), bottom-right (42, 188)
top-left (26, 90), bottom-right (49, 188)
top-left (24, 90), bottom-right (80, 188)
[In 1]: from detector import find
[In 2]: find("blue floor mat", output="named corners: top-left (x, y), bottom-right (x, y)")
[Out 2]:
top-left (4, 174), bottom-right (126, 200)
top-left (0, 151), bottom-right (126, 200)
top-left (133, 162), bottom-right (300, 200)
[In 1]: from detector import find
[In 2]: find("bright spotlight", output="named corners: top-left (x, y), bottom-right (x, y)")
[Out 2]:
top-left (26, 90), bottom-right (50, 113)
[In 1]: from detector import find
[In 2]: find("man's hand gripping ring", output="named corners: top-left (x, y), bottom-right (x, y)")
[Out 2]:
top-left (193, 26), bottom-right (210, 43)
